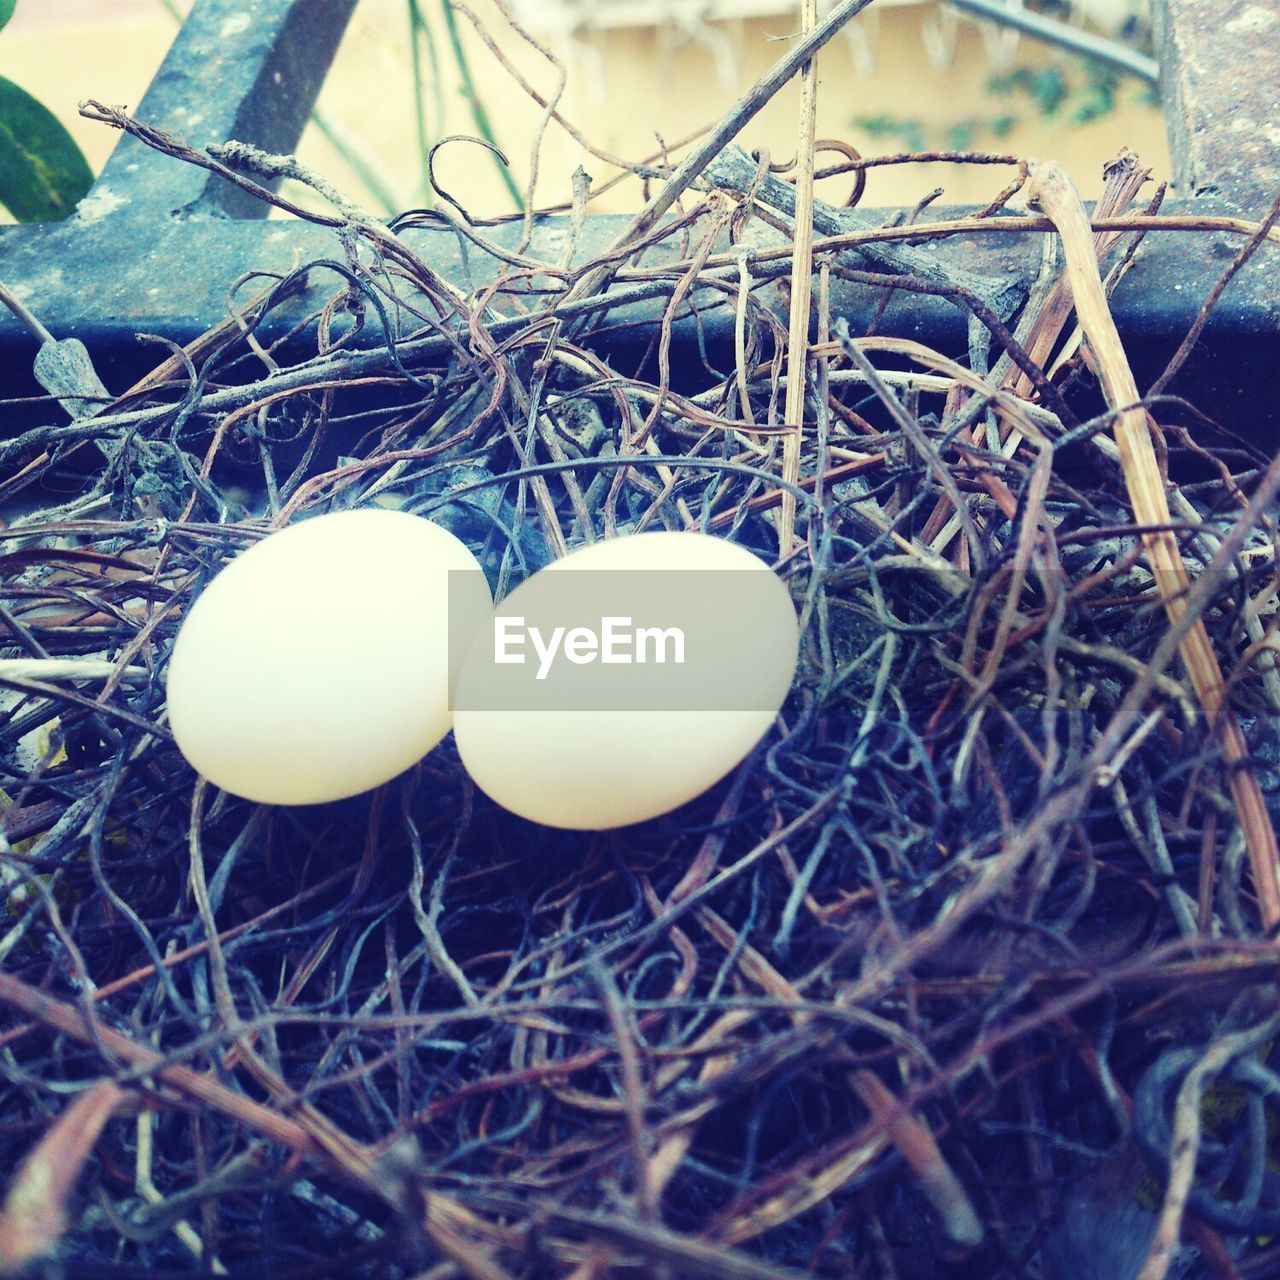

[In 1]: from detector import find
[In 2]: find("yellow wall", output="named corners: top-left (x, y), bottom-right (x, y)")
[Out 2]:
top-left (1, 0), bottom-right (1168, 222)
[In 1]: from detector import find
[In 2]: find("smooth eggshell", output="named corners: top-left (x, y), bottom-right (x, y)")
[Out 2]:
top-left (452, 531), bottom-right (799, 829)
top-left (167, 509), bottom-right (491, 804)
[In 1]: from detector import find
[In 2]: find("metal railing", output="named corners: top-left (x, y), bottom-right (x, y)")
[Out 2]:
top-left (0, 0), bottom-right (1274, 430)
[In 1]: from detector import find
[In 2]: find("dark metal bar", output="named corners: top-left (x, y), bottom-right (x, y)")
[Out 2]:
top-left (950, 0), bottom-right (1160, 83)
top-left (92, 0), bottom-right (356, 219)
top-left (0, 196), bottom-right (1263, 391)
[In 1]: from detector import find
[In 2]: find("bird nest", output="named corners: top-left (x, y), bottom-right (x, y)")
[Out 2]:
top-left (2, 80), bottom-right (1280, 1280)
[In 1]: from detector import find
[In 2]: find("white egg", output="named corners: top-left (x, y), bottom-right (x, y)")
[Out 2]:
top-left (452, 531), bottom-right (799, 830)
top-left (166, 508), bottom-right (491, 805)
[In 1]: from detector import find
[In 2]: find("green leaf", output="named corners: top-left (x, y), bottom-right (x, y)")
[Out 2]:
top-left (0, 1), bottom-right (16, 34)
top-left (0, 75), bottom-right (93, 222)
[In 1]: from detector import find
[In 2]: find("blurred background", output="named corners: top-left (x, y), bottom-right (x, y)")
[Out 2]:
top-left (0, 0), bottom-right (1168, 221)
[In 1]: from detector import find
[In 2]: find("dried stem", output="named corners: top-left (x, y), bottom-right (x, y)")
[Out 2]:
top-left (778, 0), bottom-right (820, 554)
top-left (1027, 161), bottom-right (1280, 930)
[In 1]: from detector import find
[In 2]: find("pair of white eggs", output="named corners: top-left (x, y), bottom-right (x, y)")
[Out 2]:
top-left (166, 509), bottom-right (800, 830)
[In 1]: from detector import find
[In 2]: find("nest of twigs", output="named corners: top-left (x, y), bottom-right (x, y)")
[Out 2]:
top-left (3, 44), bottom-right (1280, 1280)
